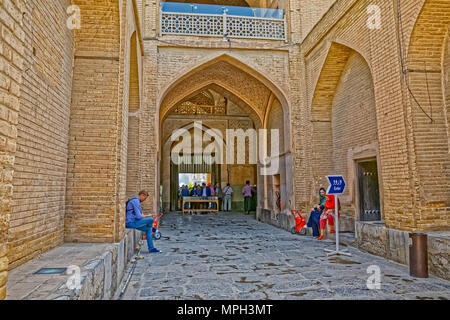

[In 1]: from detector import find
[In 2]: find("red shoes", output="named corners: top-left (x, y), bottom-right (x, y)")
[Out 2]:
top-left (329, 230), bottom-right (336, 234)
top-left (317, 235), bottom-right (324, 240)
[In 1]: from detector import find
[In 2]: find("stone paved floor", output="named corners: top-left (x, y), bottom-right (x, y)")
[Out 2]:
top-left (121, 212), bottom-right (450, 300)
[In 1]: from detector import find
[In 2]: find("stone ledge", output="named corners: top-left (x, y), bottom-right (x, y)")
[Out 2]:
top-left (6, 229), bottom-right (141, 300)
top-left (258, 208), bottom-right (449, 281)
top-left (257, 207), bottom-right (355, 235)
top-left (354, 222), bottom-right (449, 280)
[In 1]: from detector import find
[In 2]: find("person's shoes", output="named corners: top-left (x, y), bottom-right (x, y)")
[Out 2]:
top-left (149, 248), bottom-right (161, 253)
top-left (329, 230), bottom-right (336, 234)
top-left (317, 235), bottom-right (324, 240)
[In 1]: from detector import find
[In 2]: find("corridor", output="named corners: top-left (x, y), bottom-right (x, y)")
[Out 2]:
top-left (120, 213), bottom-right (450, 300)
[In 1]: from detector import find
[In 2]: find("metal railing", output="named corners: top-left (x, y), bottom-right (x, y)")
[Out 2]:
top-left (160, 8), bottom-right (287, 41)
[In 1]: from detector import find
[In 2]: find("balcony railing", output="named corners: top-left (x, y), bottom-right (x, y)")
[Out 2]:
top-left (160, 2), bottom-right (287, 41)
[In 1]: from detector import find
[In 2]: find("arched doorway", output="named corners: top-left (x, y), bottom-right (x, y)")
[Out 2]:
top-left (157, 54), bottom-right (292, 216)
top-left (162, 122), bottom-right (228, 211)
top-left (309, 42), bottom-right (380, 227)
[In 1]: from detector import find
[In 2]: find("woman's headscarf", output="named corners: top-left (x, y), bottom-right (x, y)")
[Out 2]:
top-left (319, 188), bottom-right (327, 206)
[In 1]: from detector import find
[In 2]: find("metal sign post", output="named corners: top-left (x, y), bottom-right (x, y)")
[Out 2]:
top-left (325, 175), bottom-right (351, 257)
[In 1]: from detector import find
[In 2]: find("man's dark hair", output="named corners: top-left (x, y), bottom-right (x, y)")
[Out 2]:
top-left (227, 183), bottom-right (230, 186)
top-left (138, 190), bottom-right (149, 196)
top-left (319, 188), bottom-right (326, 193)
top-left (246, 180), bottom-right (250, 185)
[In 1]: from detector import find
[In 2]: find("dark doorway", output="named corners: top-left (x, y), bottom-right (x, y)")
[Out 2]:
top-left (357, 159), bottom-right (381, 221)
top-left (169, 154), bottom-right (221, 211)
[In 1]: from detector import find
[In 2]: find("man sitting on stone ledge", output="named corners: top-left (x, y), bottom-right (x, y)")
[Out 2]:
top-left (126, 190), bottom-right (161, 253)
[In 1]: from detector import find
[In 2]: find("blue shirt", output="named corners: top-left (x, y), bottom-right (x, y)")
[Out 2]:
top-left (181, 188), bottom-right (190, 197)
top-left (126, 196), bottom-right (143, 224)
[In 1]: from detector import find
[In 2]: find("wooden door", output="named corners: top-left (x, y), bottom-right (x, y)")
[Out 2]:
top-left (357, 160), bottom-right (381, 221)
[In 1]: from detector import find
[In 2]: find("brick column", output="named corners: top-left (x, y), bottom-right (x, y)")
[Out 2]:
top-left (65, 1), bottom-right (124, 243)
top-left (0, 0), bottom-right (26, 299)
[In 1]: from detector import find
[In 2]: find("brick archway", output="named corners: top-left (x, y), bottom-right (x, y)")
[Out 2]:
top-left (309, 42), bottom-right (379, 221)
top-left (160, 121), bottom-right (229, 211)
top-left (158, 55), bottom-right (290, 121)
top-left (162, 82), bottom-right (263, 131)
top-left (157, 54), bottom-right (293, 214)
top-left (406, 0), bottom-right (450, 216)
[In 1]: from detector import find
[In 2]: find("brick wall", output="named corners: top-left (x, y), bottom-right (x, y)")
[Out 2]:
top-left (265, 98), bottom-right (285, 211)
top-left (299, 0), bottom-right (449, 231)
top-left (298, 0), bottom-right (336, 41)
top-left (406, 0), bottom-right (450, 230)
top-left (444, 36), bottom-right (450, 150)
top-left (308, 43), bottom-right (354, 197)
top-left (126, 116), bottom-right (140, 198)
top-left (0, 0), bottom-right (26, 299)
top-left (7, 0), bottom-right (73, 269)
top-left (266, 98), bottom-right (285, 154)
top-left (126, 32), bottom-right (140, 201)
top-left (64, 0), bottom-right (132, 243)
top-left (331, 52), bottom-right (377, 204)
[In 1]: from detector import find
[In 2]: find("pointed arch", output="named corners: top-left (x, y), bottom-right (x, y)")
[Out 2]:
top-left (157, 53), bottom-right (293, 214)
top-left (162, 121), bottom-right (227, 149)
top-left (406, 0), bottom-right (450, 211)
top-left (158, 54), bottom-right (290, 122)
top-left (309, 42), bottom-right (379, 220)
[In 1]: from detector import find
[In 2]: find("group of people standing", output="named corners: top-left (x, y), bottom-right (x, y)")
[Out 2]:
top-left (307, 188), bottom-right (340, 240)
top-left (179, 180), bottom-right (256, 214)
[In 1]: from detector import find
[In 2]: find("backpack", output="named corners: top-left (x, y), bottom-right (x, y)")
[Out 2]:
top-left (125, 198), bottom-right (133, 214)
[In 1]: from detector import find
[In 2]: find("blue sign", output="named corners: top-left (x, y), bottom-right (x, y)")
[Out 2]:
top-left (326, 175), bottom-right (346, 195)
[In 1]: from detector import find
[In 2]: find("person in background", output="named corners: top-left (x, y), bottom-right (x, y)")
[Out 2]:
top-left (214, 183), bottom-right (223, 211)
top-left (181, 184), bottom-right (190, 210)
top-left (192, 185), bottom-right (201, 210)
top-left (307, 188), bottom-right (327, 238)
top-left (125, 191), bottom-right (161, 253)
top-left (242, 180), bottom-right (255, 215)
top-left (178, 185), bottom-right (183, 209)
top-left (207, 183), bottom-right (215, 209)
top-left (201, 183), bottom-right (212, 213)
top-left (223, 183), bottom-right (233, 212)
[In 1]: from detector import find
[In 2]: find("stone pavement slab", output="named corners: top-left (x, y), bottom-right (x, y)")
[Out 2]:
top-left (120, 212), bottom-right (450, 300)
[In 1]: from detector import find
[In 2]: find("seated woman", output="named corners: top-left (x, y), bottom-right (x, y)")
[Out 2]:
top-left (307, 188), bottom-right (327, 238)
top-left (317, 193), bottom-right (340, 240)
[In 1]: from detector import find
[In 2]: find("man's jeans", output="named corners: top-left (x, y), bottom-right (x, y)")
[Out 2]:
top-left (224, 195), bottom-right (232, 211)
top-left (126, 217), bottom-right (155, 250)
top-left (244, 196), bottom-right (252, 213)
